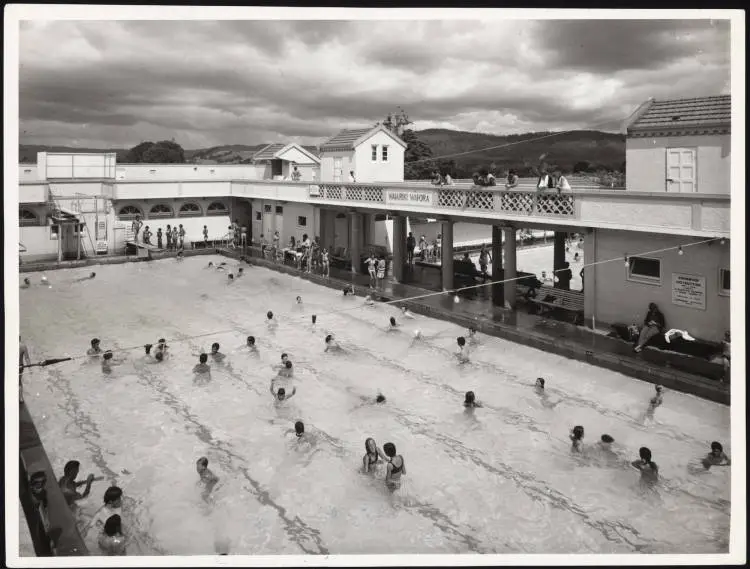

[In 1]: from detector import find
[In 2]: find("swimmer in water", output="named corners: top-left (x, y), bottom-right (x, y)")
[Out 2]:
top-left (702, 441), bottom-right (731, 469)
top-left (342, 284), bottom-right (355, 296)
top-left (207, 262), bottom-right (214, 268)
top-left (364, 295), bottom-right (374, 306)
top-left (176, 250), bottom-right (184, 261)
top-left (101, 351), bottom-right (121, 374)
top-left (156, 338), bottom-right (168, 355)
top-left (380, 442), bottom-right (406, 491)
top-left (456, 336), bottom-right (469, 363)
top-left (464, 390), bottom-right (483, 408)
top-left (569, 425), bottom-right (584, 452)
top-left (41, 275), bottom-right (49, 285)
top-left (143, 344), bottom-right (165, 363)
top-left (387, 316), bottom-right (399, 331)
top-left (237, 267), bottom-right (244, 277)
top-left (324, 334), bottom-right (342, 352)
top-left (278, 360), bottom-right (294, 378)
top-left (376, 393), bottom-right (386, 404)
top-left (246, 336), bottom-right (257, 352)
top-left (87, 338), bottom-right (103, 357)
top-left (227, 273), bottom-right (235, 281)
top-left (21, 277), bottom-right (31, 288)
top-left (644, 385), bottom-right (664, 420)
top-left (86, 486), bottom-right (124, 537)
top-left (270, 385), bottom-right (296, 401)
top-left (58, 460), bottom-right (97, 507)
top-left (19, 337), bottom-right (31, 403)
top-left (266, 311), bottom-right (278, 329)
top-left (98, 514), bottom-right (126, 556)
top-left (210, 342), bottom-right (225, 362)
top-left (75, 272), bottom-right (96, 282)
top-left (193, 353), bottom-right (211, 376)
top-left (196, 457), bottom-right (219, 499)
top-left (631, 446), bottom-right (659, 483)
top-left (400, 306), bottom-right (416, 319)
top-left (296, 296), bottom-right (302, 304)
top-left (278, 353), bottom-right (289, 368)
top-left (363, 438), bottom-right (383, 473)
top-left (534, 378), bottom-right (560, 408)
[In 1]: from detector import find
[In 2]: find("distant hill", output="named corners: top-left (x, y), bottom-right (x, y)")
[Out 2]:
top-left (19, 129), bottom-right (623, 173)
top-left (413, 129), bottom-right (625, 177)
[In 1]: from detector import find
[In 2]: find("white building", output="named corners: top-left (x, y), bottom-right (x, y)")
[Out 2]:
top-left (252, 142), bottom-right (320, 181)
top-left (319, 125), bottom-right (406, 183)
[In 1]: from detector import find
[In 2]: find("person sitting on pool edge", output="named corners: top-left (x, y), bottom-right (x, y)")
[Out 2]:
top-left (98, 514), bottom-right (126, 556)
top-left (193, 353), bottom-right (211, 376)
top-left (631, 447), bottom-right (659, 483)
top-left (87, 338), bottom-right (103, 357)
top-left (58, 460), bottom-right (97, 507)
top-left (196, 457), bottom-right (220, 499)
top-left (270, 384), bottom-right (296, 401)
top-left (702, 442), bottom-right (731, 469)
top-left (569, 425), bottom-right (584, 452)
top-left (380, 442), bottom-right (406, 491)
top-left (464, 390), bottom-right (483, 408)
top-left (210, 343), bottom-right (225, 363)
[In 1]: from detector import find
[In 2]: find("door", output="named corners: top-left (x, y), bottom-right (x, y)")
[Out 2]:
top-left (263, 204), bottom-right (274, 241)
top-left (666, 148), bottom-right (696, 192)
top-left (275, 205), bottom-right (284, 243)
top-left (271, 159), bottom-right (283, 178)
top-left (333, 157), bottom-right (343, 182)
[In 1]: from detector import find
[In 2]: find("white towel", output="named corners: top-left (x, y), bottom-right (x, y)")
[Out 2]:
top-left (665, 329), bottom-right (695, 343)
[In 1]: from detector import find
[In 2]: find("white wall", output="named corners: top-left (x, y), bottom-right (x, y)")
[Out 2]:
top-left (39, 152), bottom-right (116, 179)
top-left (19, 165), bottom-right (40, 181)
top-left (626, 134), bottom-right (730, 194)
top-left (353, 130), bottom-right (405, 183)
top-left (319, 150), bottom-right (354, 182)
top-left (590, 229), bottom-right (730, 340)
top-left (115, 164), bottom-right (264, 181)
top-left (280, 162), bottom-right (319, 181)
top-left (277, 147), bottom-right (318, 165)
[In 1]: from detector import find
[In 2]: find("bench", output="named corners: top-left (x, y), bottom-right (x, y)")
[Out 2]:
top-left (528, 286), bottom-right (584, 323)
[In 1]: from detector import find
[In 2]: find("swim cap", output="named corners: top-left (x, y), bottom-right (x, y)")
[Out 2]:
top-left (376, 394), bottom-right (386, 403)
top-left (294, 421), bottom-right (304, 435)
top-left (325, 334), bottom-right (332, 343)
top-left (572, 425), bottom-right (584, 438)
top-left (267, 311), bottom-right (273, 319)
top-left (457, 336), bottom-right (466, 346)
top-left (601, 434), bottom-right (614, 443)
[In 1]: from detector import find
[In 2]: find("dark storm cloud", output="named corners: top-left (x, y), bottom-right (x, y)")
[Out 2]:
top-left (17, 17), bottom-right (732, 148)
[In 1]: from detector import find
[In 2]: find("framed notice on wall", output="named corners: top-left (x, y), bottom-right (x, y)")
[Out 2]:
top-left (671, 273), bottom-right (706, 310)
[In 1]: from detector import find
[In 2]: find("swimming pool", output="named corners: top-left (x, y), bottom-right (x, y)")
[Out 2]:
top-left (19, 255), bottom-right (731, 555)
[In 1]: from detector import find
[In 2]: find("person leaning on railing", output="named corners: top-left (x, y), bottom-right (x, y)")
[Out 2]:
top-left (505, 170), bottom-right (519, 189)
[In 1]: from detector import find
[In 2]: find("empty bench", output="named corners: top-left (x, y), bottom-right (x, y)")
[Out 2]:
top-left (528, 287), bottom-right (584, 323)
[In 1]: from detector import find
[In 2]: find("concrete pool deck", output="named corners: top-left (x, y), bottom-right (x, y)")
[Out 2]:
top-left (18, 248), bottom-right (729, 405)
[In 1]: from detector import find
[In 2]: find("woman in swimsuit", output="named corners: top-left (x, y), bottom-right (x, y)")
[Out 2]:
top-left (376, 257), bottom-right (386, 288)
top-left (322, 249), bottom-right (330, 277)
top-left (365, 253), bottom-right (377, 288)
top-left (362, 438), bottom-right (381, 473)
top-left (631, 446), bottom-right (659, 484)
top-left (381, 442), bottom-right (406, 491)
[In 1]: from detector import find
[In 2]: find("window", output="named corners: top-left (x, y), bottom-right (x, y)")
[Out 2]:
top-left (297, 216), bottom-right (307, 227)
top-left (50, 225), bottom-right (59, 240)
top-left (719, 268), bottom-right (730, 296)
top-left (118, 205), bottom-right (142, 220)
top-left (206, 202), bottom-right (227, 216)
top-left (382, 145), bottom-right (389, 162)
top-left (371, 145), bottom-right (378, 161)
top-left (255, 211), bottom-right (262, 221)
top-left (20, 208), bottom-right (39, 227)
top-left (179, 203), bottom-right (202, 217)
top-left (149, 204), bottom-right (173, 218)
top-left (275, 206), bottom-right (284, 215)
top-left (627, 256), bottom-right (661, 285)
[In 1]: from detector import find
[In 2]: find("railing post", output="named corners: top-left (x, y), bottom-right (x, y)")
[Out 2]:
top-left (493, 190), bottom-right (502, 212)
top-left (532, 192), bottom-right (539, 216)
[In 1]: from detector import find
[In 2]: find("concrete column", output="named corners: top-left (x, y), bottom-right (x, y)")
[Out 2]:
top-left (582, 229), bottom-right (597, 329)
top-left (491, 225), bottom-right (504, 305)
top-left (77, 223), bottom-right (82, 260)
top-left (57, 225), bottom-right (62, 262)
top-left (350, 212), bottom-right (362, 274)
top-left (392, 215), bottom-right (407, 283)
top-left (503, 226), bottom-right (517, 308)
top-left (441, 220), bottom-right (454, 292)
top-left (553, 231), bottom-right (566, 288)
top-left (362, 213), bottom-right (373, 247)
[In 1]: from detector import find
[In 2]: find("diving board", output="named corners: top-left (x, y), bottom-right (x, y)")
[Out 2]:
top-left (125, 241), bottom-right (160, 259)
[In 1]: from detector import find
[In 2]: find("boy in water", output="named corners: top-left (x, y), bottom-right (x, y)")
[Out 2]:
top-left (196, 457), bottom-right (219, 500)
top-left (246, 336), bottom-right (258, 353)
top-left (631, 447), bottom-right (659, 483)
top-left (702, 441), bottom-right (731, 469)
top-left (534, 378), bottom-right (560, 409)
top-left (463, 391), bottom-right (483, 409)
top-left (387, 317), bottom-right (399, 332)
top-left (278, 360), bottom-right (294, 379)
top-left (644, 385), bottom-right (664, 420)
top-left (58, 460), bottom-right (97, 507)
top-left (87, 338), bottom-right (103, 357)
top-left (21, 277), bottom-right (32, 288)
top-left (569, 425), bottom-right (584, 452)
top-left (266, 311), bottom-right (278, 330)
top-left (210, 343), bottom-right (225, 363)
top-left (143, 344), bottom-right (165, 363)
top-left (193, 353), bottom-right (211, 376)
top-left (456, 336), bottom-right (469, 363)
top-left (270, 385), bottom-right (297, 402)
top-left (324, 334), bottom-right (342, 352)
top-left (101, 351), bottom-right (122, 374)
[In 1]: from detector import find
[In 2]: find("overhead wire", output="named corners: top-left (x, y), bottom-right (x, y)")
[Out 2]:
top-left (21, 236), bottom-right (724, 368)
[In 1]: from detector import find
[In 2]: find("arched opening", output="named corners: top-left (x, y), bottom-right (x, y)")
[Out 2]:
top-left (118, 205), bottom-right (143, 220)
top-left (149, 203), bottom-right (173, 218)
top-left (178, 203), bottom-right (202, 217)
top-left (19, 208), bottom-right (39, 227)
top-left (206, 201), bottom-right (228, 216)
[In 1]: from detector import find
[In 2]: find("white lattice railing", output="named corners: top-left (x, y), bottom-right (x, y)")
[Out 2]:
top-left (312, 183), bottom-right (577, 218)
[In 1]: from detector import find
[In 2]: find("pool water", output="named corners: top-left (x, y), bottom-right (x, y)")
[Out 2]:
top-left (19, 256), bottom-right (730, 555)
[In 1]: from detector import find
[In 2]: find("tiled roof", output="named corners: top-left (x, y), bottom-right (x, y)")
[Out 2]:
top-left (320, 127), bottom-right (374, 150)
top-left (629, 95), bottom-right (731, 131)
top-left (252, 143), bottom-right (286, 161)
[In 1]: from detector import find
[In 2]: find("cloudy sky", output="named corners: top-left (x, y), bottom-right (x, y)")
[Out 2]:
top-left (17, 17), bottom-right (731, 150)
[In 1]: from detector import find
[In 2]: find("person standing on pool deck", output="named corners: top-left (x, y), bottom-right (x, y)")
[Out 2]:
top-left (58, 460), bottom-right (97, 507)
top-left (171, 226), bottom-right (179, 252)
top-left (166, 224), bottom-right (173, 250)
top-left (702, 442), bottom-right (731, 469)
top-left (131, 215), bottom-right (143, 243)
top-left (631, 447), bottom-right (659, 484)
top-left (381, 442), bottom-right (406, 491)
top-left (19, 336), bottom-right (32, 404)
top-left (376, 257), bottom-right (386, 288)
top-left (569, 425), bottom-right (584, 452)
top-left (178, 224), bottom-right (186, 249)
top-left (365, 252), bottom-right (378, 288)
